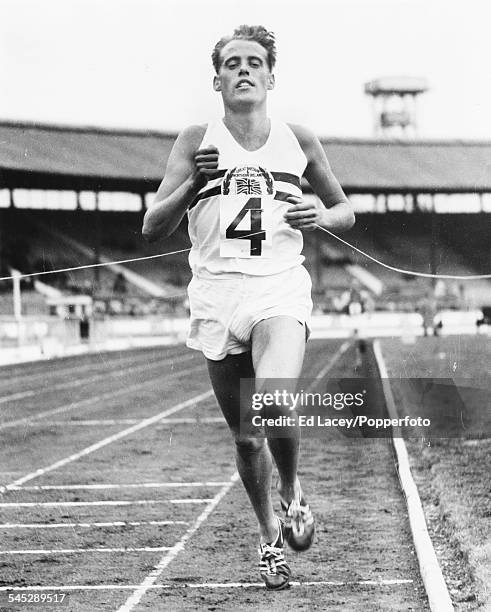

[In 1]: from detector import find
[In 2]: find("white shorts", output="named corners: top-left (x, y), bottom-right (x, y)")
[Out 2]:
top-left (186, 265), bottom-right (313, 361)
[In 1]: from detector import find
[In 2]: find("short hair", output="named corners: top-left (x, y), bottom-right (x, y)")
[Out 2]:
top-left (211, 25), bottom-right (276, 73)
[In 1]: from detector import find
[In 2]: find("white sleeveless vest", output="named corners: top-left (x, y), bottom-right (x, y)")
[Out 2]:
top-left (187, 119), bottom-right (308, 276)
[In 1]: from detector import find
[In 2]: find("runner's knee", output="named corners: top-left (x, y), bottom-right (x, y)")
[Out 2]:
top-left (234, 435), bottom-right (266, 455)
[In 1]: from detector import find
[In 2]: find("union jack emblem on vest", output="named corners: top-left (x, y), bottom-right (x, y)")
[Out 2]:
top-left (236, 177), bottom-right (262, 195)
top-left (221, 166), bottom-right (275, 196)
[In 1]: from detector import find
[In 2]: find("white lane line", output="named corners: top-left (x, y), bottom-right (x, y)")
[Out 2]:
top-left (0, 499), bottom-right (212, 508)
top-left (0, 364), bottom-right (202, 430)
top-left (0, 520), bottom-right (189, 530)
top-left (0, 579), bottom-right (414, 592)
top-left (117, 472), bottom-right (239, 612)
top-left (18, 419), bottom-right (145, 426)
top-left (0, 347), bottom-right (188, 390)
top-left (165, 579), bottom-right (415, 588)
top-left (0, 389), bottom-right (214, 493)
top-left (373, 340), bottom-right (454, 612)
top-left (1, 547), bottom-right (173, 555)
top-left (0, 353), bottom-right (196, 405)
top-left (307, 340), bottom-right (351, 388)
top-left (0, 348), bottom-right (190, 392)
top-left (15, 417), bottom-right (225, 428)
top-left (0, 386), bottom-right (136, 428)
top-left (9, 481), bottom-right (229, 491)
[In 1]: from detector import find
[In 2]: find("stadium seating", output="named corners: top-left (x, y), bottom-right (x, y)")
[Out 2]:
top-left (1, 208), bottom-right (489, 319)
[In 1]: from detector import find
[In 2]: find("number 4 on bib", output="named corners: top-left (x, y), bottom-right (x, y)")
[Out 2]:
top-left (220, 195), bottom-right (273, 258)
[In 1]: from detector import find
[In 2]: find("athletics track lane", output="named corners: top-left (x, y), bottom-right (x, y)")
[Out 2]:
top-left (0, 341), bottom-right (429, 610)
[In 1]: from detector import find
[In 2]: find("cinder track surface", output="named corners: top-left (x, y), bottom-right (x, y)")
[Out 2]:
top-left (0, 341), bottom-right (429, 611)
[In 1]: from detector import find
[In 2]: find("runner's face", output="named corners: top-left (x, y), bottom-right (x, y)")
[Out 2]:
top-left (213, 40), bottom-right (274, 107)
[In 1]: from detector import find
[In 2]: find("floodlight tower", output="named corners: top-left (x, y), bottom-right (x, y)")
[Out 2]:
top-left (364, 76), bottom-right (428, 137)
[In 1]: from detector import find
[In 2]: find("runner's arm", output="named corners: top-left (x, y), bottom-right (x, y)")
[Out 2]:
top-left (287, 124), bottom-right (355, 233)
top-left (142, 125), bottom-right (217, 242)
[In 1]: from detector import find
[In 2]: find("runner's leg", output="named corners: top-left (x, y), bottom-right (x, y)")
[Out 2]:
top-left (251, 315), bottom-right (306, 504)
top-left (206, 353), bottom-right (278, 543)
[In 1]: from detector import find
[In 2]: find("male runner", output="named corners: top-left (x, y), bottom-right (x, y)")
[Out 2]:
top-left (143, 25), bottom-right (354, 590)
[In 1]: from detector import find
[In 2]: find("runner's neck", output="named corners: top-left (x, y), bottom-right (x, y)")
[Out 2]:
top-left (222, 111), bottom-right (271, 152)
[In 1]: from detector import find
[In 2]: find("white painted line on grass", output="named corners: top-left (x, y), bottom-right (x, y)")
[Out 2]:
top-left (373, 340), bottom-right (454, 612)
top-left (0, 353), bottom-right (195, 405)
top-left (0, 364), bottom-right (203, 431)
top-left (1, 546), bottom-right (173, 555)
top-left (0, 499), bottom-right (212, 508)
top-left (0, 520), bottom-right (189, 530)
top-left (9, 481), bottom-right (229, 491)
top-left (117, 472), bottom-right (240, 612)
top-left (0, 578), bottom-right (414, 592)
top-left (15, 417), bottom-right (225, 428)
top-left (0, 388), bottom-right (214, 493)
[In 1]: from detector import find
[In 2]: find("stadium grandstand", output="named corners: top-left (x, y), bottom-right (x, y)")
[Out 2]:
top-left (0, 120), bottom-right (490, 350)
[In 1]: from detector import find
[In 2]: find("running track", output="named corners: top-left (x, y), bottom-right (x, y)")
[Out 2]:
top-left (0, 340), bottom-right (429, 611)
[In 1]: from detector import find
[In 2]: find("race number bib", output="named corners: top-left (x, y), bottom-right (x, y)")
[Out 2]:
top-left (219, 166), bottom-right (275, 258)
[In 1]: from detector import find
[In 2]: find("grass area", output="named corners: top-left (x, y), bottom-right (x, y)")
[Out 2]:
top-left (380, 335), bottom-right (491, 609)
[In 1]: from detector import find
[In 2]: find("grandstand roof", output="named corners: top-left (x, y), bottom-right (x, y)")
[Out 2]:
top-left (1, 120), bottom-right (491, 193)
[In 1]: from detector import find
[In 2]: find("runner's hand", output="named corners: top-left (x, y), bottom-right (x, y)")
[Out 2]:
top-left (193, 145), bottom-right (220, 189)
top-left (284, 196), bottom-right (319, 231)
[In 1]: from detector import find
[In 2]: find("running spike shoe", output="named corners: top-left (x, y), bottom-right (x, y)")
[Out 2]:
top-left (281, 495), bottom-right (315, 551)
top-left (258, 517), bottom-right (291, 590)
